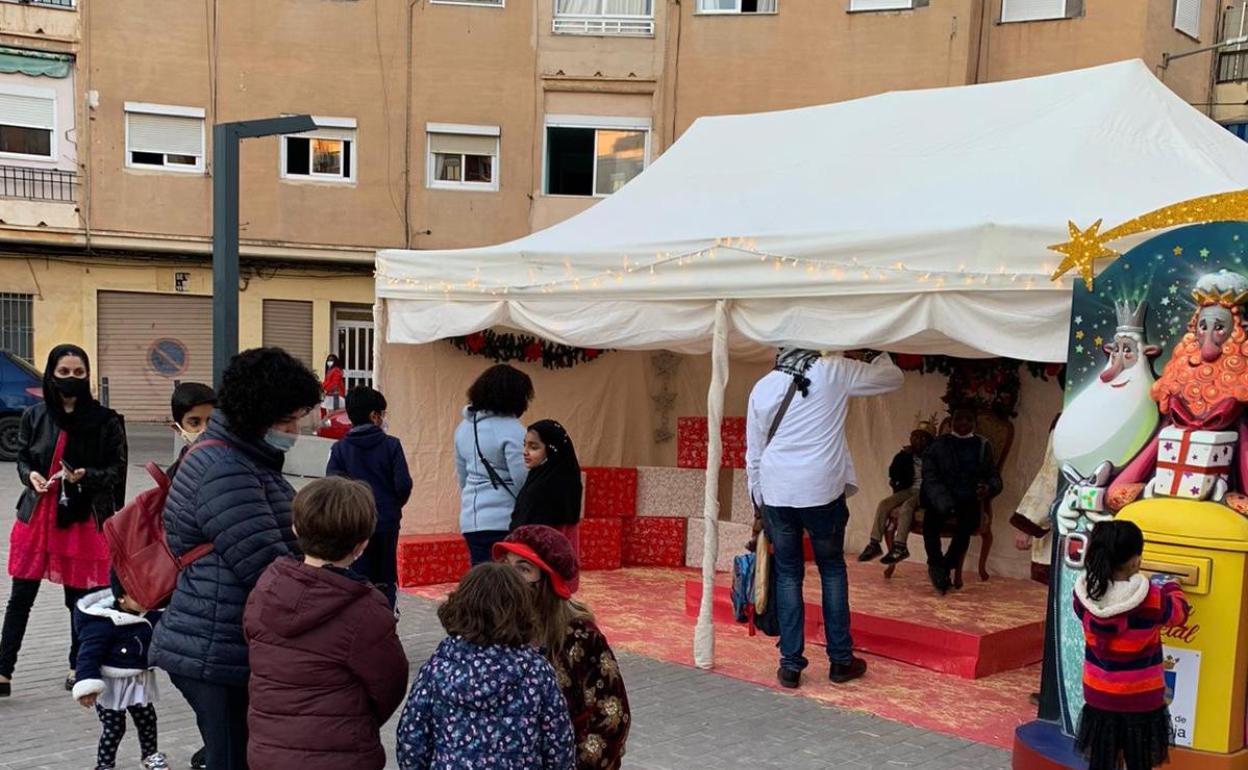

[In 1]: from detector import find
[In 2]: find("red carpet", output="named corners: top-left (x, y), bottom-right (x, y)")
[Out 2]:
top-left (405, 562), bottom-right (1040, 749)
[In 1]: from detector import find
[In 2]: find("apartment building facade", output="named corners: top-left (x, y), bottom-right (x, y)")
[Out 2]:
top-left (0, 0), bottom-right (1222, 419)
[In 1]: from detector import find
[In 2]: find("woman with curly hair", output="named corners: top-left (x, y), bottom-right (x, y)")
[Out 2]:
top-left (495, 526), bottom-right (630, 770)
top-left (453, 364), bottom-right (534, 564)
top-left (151, 347), bottom-right (322, 770)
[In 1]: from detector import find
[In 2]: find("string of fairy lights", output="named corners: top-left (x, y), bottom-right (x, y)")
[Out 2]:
top-left (376, 236), bottom-right (1070, 297)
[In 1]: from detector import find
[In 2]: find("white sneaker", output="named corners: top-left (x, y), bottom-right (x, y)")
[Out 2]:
top-left (142, 753), bottom-right (170, 770)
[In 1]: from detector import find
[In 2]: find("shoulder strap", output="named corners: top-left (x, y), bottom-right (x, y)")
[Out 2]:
top-left (765, 378), bottom-right (801, 448)
top-left (472, 413), bottom-right (516, 499)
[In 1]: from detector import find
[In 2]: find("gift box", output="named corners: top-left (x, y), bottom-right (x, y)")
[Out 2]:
top-left (1154, 426), bottom-right (1236, 499)
top-left (1077, 486), bottom-right (1106, 512)
top-left (583, 467), bottom-right (638, 518)
top-left (685, 518), bottom-right (754, 572)
top-left (622, 517), bottom-right (688, 567)
top-left (728, 470), bottom-right (757, 524)
top-left (677, 417), bottom-right (747, 469)
top-left (636, 466), bottom-right (705, 518)
top-left (580, 517), bottom-right (624, 571)
top-left (397, 534), bottom-right (470, 587)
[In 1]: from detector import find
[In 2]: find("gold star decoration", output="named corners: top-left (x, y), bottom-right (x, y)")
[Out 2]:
top-left (1094, 336), bottom-right (1104, 346)
top-left (1049, 219), bottom-right (1119, 291)
top-left (1174, 246), bottom-right (1184, 256)
top-left (1075, 330), bottom-right (1085, 340)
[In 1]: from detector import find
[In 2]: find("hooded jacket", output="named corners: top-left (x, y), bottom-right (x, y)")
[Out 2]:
top-left (1074, 573), bottom-right (1189, 713)
top-left (327, 424), bottom-right (413, 533)
top-left (71, 589), bottom-right (162, 701)
top-left (244, 557), bottom-right (409, 770)
top-left (453, 408), bottom-right (529, 534)
top-left (396, 636), bottom-right (575, 770)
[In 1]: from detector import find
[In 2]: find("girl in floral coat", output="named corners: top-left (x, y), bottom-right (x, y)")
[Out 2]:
top-left (495, 526), bottom-right (631, 770)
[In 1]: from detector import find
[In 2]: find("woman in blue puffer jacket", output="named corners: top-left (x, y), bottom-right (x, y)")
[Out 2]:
top-left (150, 347), bottom-right (322, 770)
top-left (453, 364), bottom-right (534, 564)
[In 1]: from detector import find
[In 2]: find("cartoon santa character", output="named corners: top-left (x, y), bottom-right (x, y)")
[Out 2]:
top-left (1107, 269), bottom-right (1248, 513)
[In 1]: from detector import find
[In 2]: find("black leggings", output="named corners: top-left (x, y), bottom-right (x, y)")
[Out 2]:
top-left (0, 578), bottom-right (96, 678)
top-left (97, 703), bottom-right (158, 768)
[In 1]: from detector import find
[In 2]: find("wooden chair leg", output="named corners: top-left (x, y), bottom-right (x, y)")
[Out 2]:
top-left (979, 530), bottom-right (993, 582)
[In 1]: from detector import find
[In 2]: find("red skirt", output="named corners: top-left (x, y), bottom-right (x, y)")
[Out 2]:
top-left (7, 433), bottom-right (109, 589)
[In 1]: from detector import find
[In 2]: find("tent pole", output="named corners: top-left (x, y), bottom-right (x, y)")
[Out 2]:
top-left (694, 299), bottom-right (730, 670)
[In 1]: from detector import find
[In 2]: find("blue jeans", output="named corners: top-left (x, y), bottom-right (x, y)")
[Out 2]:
top-left (764, 497), bottom-right (853, 670)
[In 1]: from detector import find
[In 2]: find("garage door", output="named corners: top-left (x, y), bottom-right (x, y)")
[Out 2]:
top-left (262, 299), bottom-right (313, 370)
top-left (97, 291), bottom-right (212, 421)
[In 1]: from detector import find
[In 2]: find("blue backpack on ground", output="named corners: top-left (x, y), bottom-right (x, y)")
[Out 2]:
top-left (731, 552), bottom-right (756, 623)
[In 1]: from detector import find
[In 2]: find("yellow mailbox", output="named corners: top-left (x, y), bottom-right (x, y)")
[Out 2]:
top-left (1120, 498), bottom-right (1248, 766)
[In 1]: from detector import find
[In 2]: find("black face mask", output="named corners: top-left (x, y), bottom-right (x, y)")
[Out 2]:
top-left (52, 375), bottom-right (91, 400)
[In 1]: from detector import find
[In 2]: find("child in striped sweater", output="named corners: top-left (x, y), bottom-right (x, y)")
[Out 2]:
top-left (1074, 519), bottom-right (1189, 770)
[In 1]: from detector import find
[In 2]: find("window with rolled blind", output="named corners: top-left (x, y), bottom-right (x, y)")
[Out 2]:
top-left (427, 124), bottom-right (499, 190)
top-left (1000, 0), bottom-right (1069, 22)
top-left (124, 103), bottom-right (205, 172)
top-left (1174, 0), bottom-right (1202, 39)
top-left (0, 87), bottom-right (55, 159)
top-left (282, 121), bottom-right (355, 182)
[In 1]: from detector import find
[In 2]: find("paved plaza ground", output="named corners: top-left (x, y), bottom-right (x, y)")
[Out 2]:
top-left (0, 425), bottom-right (1010, 769)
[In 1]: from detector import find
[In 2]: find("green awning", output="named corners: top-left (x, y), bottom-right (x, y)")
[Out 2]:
top-left (0, 47), bottom-right (73, 78)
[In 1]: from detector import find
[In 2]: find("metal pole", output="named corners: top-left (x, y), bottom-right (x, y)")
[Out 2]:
top-left (212, 123), bottom-right (240, 390)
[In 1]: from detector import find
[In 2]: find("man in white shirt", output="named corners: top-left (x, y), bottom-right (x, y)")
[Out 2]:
top-left (746, 349), bottom-right (903, 689)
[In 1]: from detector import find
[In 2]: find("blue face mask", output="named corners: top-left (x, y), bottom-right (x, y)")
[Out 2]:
top-left (263, 429), bottom-right (298, 453)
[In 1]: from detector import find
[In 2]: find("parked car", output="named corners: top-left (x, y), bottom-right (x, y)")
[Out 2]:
top-left (316, 408), bottom-right (351, 441)
top-left (0, 351), bottom-right (42, 461)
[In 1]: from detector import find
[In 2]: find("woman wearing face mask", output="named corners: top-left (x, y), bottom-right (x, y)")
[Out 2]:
top-left (1, 344), bottom-right (127, 698)
top-left (511, 420), bottom-right (583, 558)
top-left (150, 347), bottom-right (321, 770)
top-left (322, 354), bottom-right (345, 415)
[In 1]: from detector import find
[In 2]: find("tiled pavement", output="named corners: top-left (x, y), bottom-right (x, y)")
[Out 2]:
top-left (0, 426), bottom-right (1009, 769)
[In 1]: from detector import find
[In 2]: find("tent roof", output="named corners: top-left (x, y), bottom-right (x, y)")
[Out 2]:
top-left (377, 60), bottom-right (1248, 361)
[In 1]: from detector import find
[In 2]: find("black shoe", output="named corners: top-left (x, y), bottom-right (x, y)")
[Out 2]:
top-left (777, 667), bottom-right (801, 689)
top-left (0, 680), bottom-right (9, 697)
top-left (857, 541), bottom-right (884, 562)
top-left (829, 657), bottom-right (868, 684)
top-left (1029, 692), bottom-right (1040, 706)
top-left (190, 748), bottom-right (207, 769)
top-left (927, 565), bottom-right (951, 595)
top-left (64, 673), bottom-right (75, 692)
top-left (880, 544), bottom-right (910, 565)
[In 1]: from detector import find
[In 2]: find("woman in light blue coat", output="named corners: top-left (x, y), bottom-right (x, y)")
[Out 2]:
top-left (454, 364), bottom-right (534, 564)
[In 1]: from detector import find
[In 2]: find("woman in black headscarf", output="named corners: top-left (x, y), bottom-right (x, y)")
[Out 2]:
top-left (511, 420), bottom-right (584, 557)
top-left (0, 344), bottom-right (127, 697)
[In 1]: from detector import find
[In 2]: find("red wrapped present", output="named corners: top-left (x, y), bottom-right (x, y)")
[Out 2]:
top-left (398, 534), bottom-right (470, 587)
top-left (677, 417), bottom-right (747, 469)
top-left (580, 518), bottom-right (623, 571)
top-left (622, 517), bottom-right (687, 567)
top-left (583, 467), bottom-right (638, 518)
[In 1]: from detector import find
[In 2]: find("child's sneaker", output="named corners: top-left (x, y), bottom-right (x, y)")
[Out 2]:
top-left (142, 753), bottom-right (170, 770)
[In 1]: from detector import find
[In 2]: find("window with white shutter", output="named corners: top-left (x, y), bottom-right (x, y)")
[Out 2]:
top-left (125, 103), bottom-right (205, 172)
top-left (1175, 0), bottom-right (1202, 39)
top-left (427, 124), bottom-right (500, 191)
top-left (281, 118), bottom-right (356, 183)
top-left (0, 86), bottom-right (55, 159)
top-left (849, 0), bottom-right (914, 11)
top-left (1001, 0), bottom-right (1067, 22)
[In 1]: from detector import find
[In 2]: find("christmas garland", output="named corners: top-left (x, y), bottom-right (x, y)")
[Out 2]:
top-left (448, 331), bottom-right (607, 370)
top-left (881, 353), bottom-right (1064, 418)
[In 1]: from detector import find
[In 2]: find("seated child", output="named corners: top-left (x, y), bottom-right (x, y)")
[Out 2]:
top-left (396, 562), bottom-right (576, 770)
top-left (72, 572), bottom-right (168, 770)
top-left (859, 424), bottom-right (934, 565)
top-left (244, 476), bottom-right (409, 770)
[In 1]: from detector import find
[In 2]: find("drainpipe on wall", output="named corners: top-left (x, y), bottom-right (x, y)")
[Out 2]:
top-left (404, 0), bottom-right (419, 249)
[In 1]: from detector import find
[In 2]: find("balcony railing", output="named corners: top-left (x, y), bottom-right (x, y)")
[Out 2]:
top-left (0, 0), bottom-right (76, 8)
top-left (553, 13), bottom-right (655, 36)
top-left (1219, 49), bottom-right (1248, 83)
top-left (0, 165), bottom-right (77, 202)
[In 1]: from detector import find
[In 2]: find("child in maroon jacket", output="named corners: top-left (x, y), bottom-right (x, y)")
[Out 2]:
top-left (244, 477), bottom-right (410, 770)
top-left (1074, 520), bottom-right (1188, 770)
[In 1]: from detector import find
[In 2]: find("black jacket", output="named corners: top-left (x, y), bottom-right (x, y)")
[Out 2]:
top-left (150, 416), bottom-right (300, 687)
top-left (920, 434), bottom-right (1002, 514)
top-left (15, 402), bottom-right (127, 528)
top-left (326, 425), bottom-right (412, 534)
top-left (888, 449), bottom-right (918, 493)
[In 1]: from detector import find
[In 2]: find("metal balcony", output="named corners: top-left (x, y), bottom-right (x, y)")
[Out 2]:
top-left (0, 164), bottom-right (77, 202)
top-left (553, 14), bottom-right (655, 36)
top-left (1219, 50), bottom-right (1248, 83)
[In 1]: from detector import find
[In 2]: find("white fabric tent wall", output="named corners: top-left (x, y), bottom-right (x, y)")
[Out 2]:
top-left (375, 59), bottom-right (1248, 669)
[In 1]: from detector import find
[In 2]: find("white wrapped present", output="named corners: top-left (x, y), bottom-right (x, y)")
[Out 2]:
top-left (1153, 426), bottom-right (1236, 500)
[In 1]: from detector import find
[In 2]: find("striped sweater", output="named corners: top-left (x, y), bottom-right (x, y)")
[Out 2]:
top-left (1073, 574), bottom-right (1189, 713)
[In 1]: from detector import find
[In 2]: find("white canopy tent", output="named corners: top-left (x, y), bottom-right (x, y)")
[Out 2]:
top-left (376, 59), bottom-right (1248, 668)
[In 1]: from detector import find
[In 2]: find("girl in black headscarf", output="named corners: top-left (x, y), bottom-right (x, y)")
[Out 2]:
top-left (0, 344), bottom-right (127, 697)
top-left (511, 420), bottom-right (584, 557)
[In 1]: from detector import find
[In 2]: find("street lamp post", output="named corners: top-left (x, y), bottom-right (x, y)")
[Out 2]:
top-left (212, 115), bottom-right (316, 388)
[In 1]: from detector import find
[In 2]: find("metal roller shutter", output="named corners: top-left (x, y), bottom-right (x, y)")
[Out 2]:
top-left (97, 291), bottom-right (213, 421)
top-left (262, 299), bottom-right (313, 369)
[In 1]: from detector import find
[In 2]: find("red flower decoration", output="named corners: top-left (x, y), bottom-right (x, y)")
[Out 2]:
top-left (585, 349), bottom-right (600, 359)
top-left (465, 333), bottom-right (486, 353)
top-left (895, 353), bottom-right (923, 371)
top-left (524, 342), bottom-right (543, 362)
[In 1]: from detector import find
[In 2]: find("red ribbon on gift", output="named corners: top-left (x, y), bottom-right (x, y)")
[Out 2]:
top-left (1156, 429), bottom-right (1232, 497)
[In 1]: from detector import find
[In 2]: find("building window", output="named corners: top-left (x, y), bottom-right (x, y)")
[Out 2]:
top-left (124, 103), bottom-right (205, 173)
top-left (544, 116), bottom-right (649, 197)
top-left (1174, 0), bottom-right (1202, 39)
top-left (281, 118), bottom-right (356, 183)
top-left (430, 0), bottom-right (503, 6)
top-left (554, 0), bottom-right (655, 36)
top-left (427, 123), bottom-right (499, 191)
top-left (0, 293), bottom-right (33, 364)
top-left (1000, 0), bottom-right (1072, 23)
top-left (696, 0), bottom-right (776, 13)
top-left (0, 85), bottom-right (55, 160)
top-left (848, 0), bottom-right (918, 10)
top-left (1226, 123), bottom-right (1248, 142)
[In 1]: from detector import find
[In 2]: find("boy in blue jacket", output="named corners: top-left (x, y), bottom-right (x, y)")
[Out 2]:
top-left (326, 386), bottom-right (413, 607)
